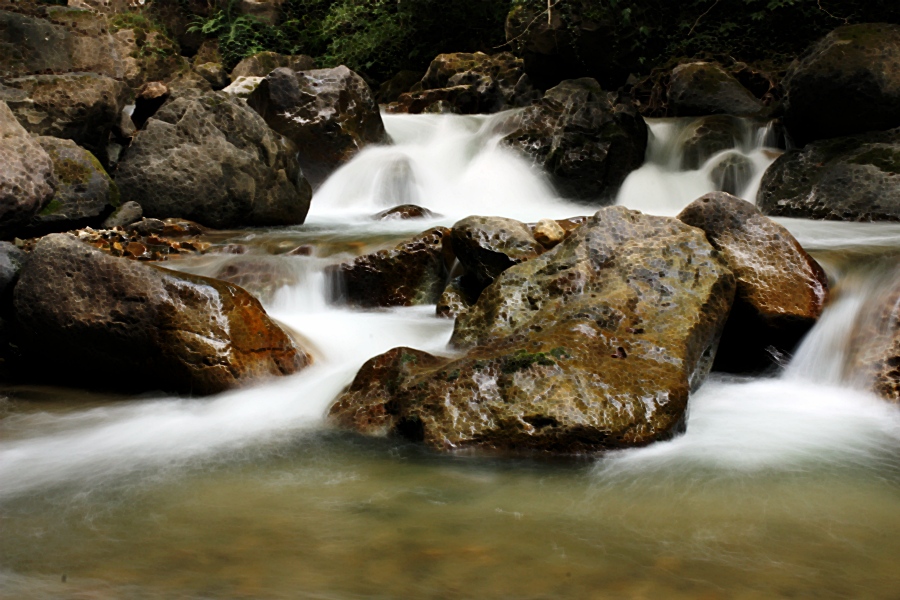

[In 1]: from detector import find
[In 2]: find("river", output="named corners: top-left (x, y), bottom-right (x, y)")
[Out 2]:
top-left (2, 112), bottom-right (900, 599)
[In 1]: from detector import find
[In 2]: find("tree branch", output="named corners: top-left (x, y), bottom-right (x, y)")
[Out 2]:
top-left (495, 0), bottom-right (566, 49)
top-left (688, 0), bottom-right (719, 36)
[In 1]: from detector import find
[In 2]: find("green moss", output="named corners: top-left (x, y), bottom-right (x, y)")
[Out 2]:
top-left (109, 12), bottom-right (155, 34)
top-left (500, 350), bottom-right (556, 374)
top-left (54, 157), bottom-right (92, 186)
top-left (399, 352), bottom-right (418, 365)
top-left (39, 199), bottom-right (63, 216)
top-left (549, 347), bottom-right (571, 359)
top-left (446, 369), bottom-right (460, 382)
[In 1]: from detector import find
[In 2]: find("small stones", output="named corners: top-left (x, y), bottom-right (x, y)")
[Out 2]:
top-left (531, 219), bottom-right (566, 248)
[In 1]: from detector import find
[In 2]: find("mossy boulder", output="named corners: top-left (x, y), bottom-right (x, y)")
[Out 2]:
top-left (0, 100), bottom-right (54, 238)
top-left (111, 21), bottom-right (189, 89)
top-left (0, 73), bottom-right (129, 166)
top-left (0, 8), bottom-right (124, 79)
top-left (331, 206), bottom-right (735, 453)
top-left (247, 66), bottom-right (389, 189)
top-left (678, 192), bottom-right (828, 372)
top-left (784, 23), bottom-right (900, 146)
top-left (116, 91), bottom-right (312, 229)
top-left (328, 227), bottom-right (452, 308)
top-left (757, 128), bottom-right (900, 221)
top-left (29, 137), bottom-right (119, 234)
top-left (502, 78), bottom-right (647, 202)
top-left (13, 233), bottom-right (310, 395)
top-left (668, 62), bottom-right (765, 118)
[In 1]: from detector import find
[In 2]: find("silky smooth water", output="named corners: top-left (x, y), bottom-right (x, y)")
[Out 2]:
top-left (2, 114), bottom-right (899, 599)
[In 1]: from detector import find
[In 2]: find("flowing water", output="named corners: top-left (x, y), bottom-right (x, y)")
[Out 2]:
top-left (2, 113), bottom-right (900, 599)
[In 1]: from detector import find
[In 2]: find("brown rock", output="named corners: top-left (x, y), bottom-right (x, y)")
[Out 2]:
top-left (13, 234), bottom-right (310, 394)
top-left (0, 100), bottom-right (54, 238)
top-left (328, 227), bottom-right (452, 308)
top-left (450, 216), bottom-right (543, 288)
top-left (531, 218), bottom-right (565, 248)
top-left (678, 191), bottom-right (828, 371)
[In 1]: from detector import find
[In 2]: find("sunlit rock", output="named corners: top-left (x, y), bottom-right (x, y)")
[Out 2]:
top-left (13, 234), bottom-right (310, 394)
top-left (678, 192), bottom-right (828, 372)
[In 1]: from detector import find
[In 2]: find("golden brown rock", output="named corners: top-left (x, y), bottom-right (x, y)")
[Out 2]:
top-left (678, 191), bottom-right (828, 371)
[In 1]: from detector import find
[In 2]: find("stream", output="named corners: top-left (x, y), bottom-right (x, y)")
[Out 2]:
top-left (2, 112), bottom-right (900, 599)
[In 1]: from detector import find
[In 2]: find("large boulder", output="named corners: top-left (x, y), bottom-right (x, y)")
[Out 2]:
top-left (449, 216), bottom-right (543, 288)
top-left (757, 128), bottom-right (900, 221)
top-left (115, 91), bottom-right (312, 229)
top-left (247, 66), bottom-right (389, 188)
top-left (502, 78), bottom-right (647, 202)
top-left (784, 23), bottom-right (900, 147)
top-left (229, 52), bottom-right (315, 80)
top-left (667, 62), bottom-right (765, 118)
top-left (0, 73), bottom-right (129, 166)
top-left (678, 192), bottom-right (828, 371)
top-left (0, 101), bottom-right (54, 238)
top-left (387, 52), bottom-right (539, 115)
top-left (13, 234), bottom-right (309, 395)
top-left (28, 137), bottom-right (119, 234)
top-left (331, 207), bottom-right (735, 452)
top-left (0, 8), bottom-right (124, 79)
top-left (328, 227), bottom-right (452, 308)
top-left (110, 18), bottom-right (189, 89)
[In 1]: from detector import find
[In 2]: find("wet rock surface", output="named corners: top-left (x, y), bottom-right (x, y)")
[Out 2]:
top-left (784, 23), bottom-right (900, 146)
top-left (374, 205), bottom-right (437, 221)
top-left (387, 52), bottom-right (538, 115)
top-left (247, 66), bottom-right (388, 188)
top-left (331, 207), bottom-right (735, 453)
top-left (847, 276), bottom-right (900, 403)
top-left (502, 78), bottom-right (647, 203)
top-left (757, 128), bottom-right (900, 221)
top-left (116, 91), bottom-right (311, 229)
top-left (0, 100), bottom-right (54, 238)
top-left (679, 115), bottom-right (744, 170)
top-left (29, 137), bottom-right (119, 234)
top-left (0, 73), bottom-right (129, 165)
top-left (328, 227), bottom-right (452, 308)
top-left (668, 62), bottom-right (764, 118)
top-left (678, 192), bottom-right (828, 372)
top-left (13, 233), bottom-right (309, 395)
top-left (450, 216), bottom-right (543, 288)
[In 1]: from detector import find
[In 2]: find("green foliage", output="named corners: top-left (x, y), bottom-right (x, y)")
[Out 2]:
top-left (190, 0), bottom-right (509, 81)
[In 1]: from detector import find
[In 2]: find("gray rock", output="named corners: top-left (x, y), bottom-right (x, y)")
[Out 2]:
top-left (0, 101), bottom-right (54, 238)
top-left (103, 201), bottom-right (143, 229)
top-left (116, 91), bottom-right (312, 229)
top-left (757, 128), bottom-right (900, 221)
top-left (784, 23), bottom-right (900, 146)
top-left (0, 73), bottom-right (129, 166)
top-left (30, 137), bottom-right (119, 234)
top-left (668, 62), bottom-right (764, 118)
top-left (13, 233), bottom-right (310, 395)
top-left (247, 66), bottom-right (389, 188)
top-left (195, 62), bottom-right (230, 90)
top-left (0, 241), bottom-right (25, 298)
top-left (502, 78), bottom-right (647, 202)
top-left (450, 216), bottom-right (543, 288)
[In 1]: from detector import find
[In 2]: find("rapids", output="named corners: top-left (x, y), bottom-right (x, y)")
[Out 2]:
top-left (2, 112), bottom-right (900, 599)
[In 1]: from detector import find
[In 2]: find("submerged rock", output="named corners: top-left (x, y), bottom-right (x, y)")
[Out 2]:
top-left (331, 207), bottom-right (735, 453)
top-left (502, 78), bottom-right (647, 203)
top-left (247, 66), bottom-right (388, 188)
top-left (328, 227), bottom-right (452, 308)
top-left (0, 101), bottom-right (54, 238)
top-left (784, 23), bottom-right (900, 146)
top-left (29, 137), bottom-right (119, 234)
top-left (116, 91), bottom-right (311, 229)
top-left (450, 216), bottom-right (543, 288)
top-left (13, 234), bottom-right (309, 394)
top-left (757, 128), bottom-right (900, 221)
top-left (374, 205), bottom-right (437, 220)
top-left (678, 192), bottom-right (828, 372)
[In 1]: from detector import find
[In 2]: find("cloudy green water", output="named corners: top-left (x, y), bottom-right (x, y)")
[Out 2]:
top-left (2, 114), bottom-right (900, 599)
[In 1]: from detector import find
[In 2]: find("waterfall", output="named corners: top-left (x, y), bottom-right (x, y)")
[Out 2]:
top-left (1, 113), bottom-right (898, 502)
